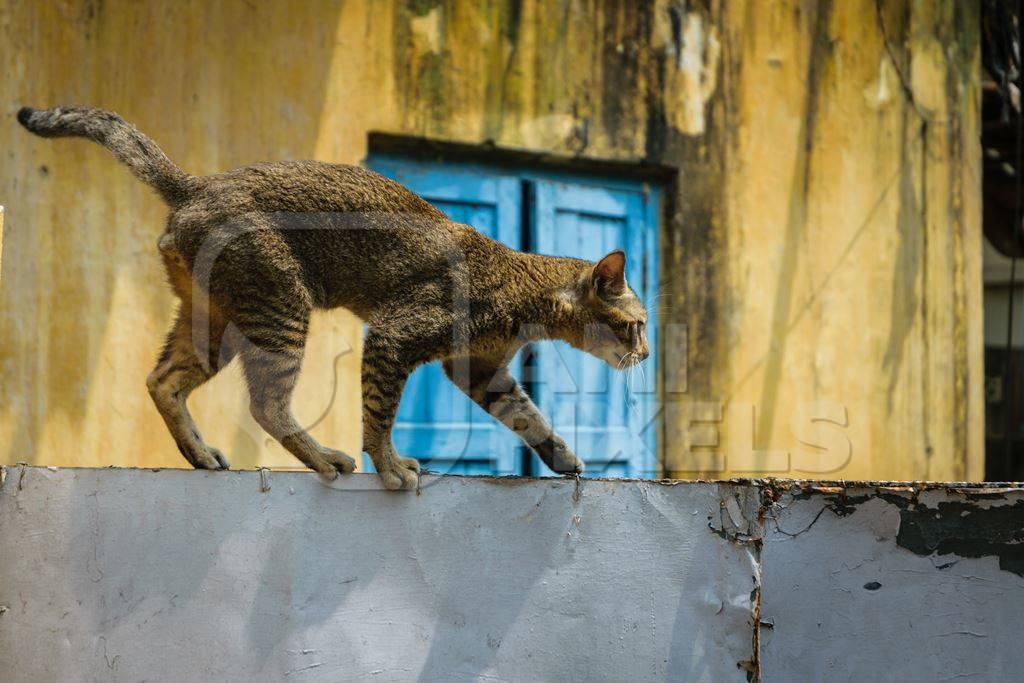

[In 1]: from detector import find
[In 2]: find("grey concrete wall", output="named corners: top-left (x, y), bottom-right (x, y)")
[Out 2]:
top-left (0, 467), bottom-right (1022, 681)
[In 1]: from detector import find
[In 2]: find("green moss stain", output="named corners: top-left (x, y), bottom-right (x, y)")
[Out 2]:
top-left (393, 1), bottom-right (451, 135)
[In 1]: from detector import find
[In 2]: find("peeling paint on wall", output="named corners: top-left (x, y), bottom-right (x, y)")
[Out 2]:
top-left (797, 487), bottom-right (1024, 578)
top-left (667, 7), bottom-right (721, 136)
top-left (409, 5), bottom-right (443, 55)
top-left (761, 481), bottom-right (1024, 679)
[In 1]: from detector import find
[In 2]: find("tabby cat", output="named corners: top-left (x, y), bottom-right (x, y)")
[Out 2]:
top-left (17, 106), bottom-right (650, 490)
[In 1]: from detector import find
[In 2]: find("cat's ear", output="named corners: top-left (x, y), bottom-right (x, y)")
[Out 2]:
top-left (591, 250), bottom-right (627, 297)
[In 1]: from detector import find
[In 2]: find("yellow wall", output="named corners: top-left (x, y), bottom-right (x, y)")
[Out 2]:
top-left (0, 1), bottom-right (981, 479)
top-left (663, 1), bottom-right (982, 480)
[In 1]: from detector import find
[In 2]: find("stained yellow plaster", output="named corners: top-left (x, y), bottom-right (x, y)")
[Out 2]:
top-left (0, 0), bottom-right (982, 481)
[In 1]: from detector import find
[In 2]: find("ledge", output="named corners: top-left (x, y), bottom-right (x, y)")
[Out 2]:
top-left (1, 467), bottom-right (1022, 680)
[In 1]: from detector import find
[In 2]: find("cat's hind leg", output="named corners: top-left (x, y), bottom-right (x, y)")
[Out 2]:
top-left (361, 327), bottom-right (424, 491)
top-left (147, 309), bottom-right (235, 470)
top-left (236, 301), bottom-right (356, 479)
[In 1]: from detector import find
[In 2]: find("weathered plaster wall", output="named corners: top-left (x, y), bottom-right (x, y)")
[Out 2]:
top-left (760, 482), bottom-right (1024, 679)
top-left (660, 1), bottom-right (983, 480)
top-left (1, 469), bottom-right (1021, 680)
top-left (0, 468), bottom-right (761, 681)
top-left (0, 1), bottom-right (981, 479)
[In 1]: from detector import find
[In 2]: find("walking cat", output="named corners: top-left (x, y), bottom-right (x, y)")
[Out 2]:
top-left (18, 106), bottom-right (650, 489)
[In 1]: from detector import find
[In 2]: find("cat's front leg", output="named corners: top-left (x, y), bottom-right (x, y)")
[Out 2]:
top-left (442, 357), bottom-right (585, 475)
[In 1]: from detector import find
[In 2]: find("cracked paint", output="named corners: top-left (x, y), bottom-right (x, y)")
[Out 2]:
top-left (766, 480), bottom-right (1024, 577)
top-left (665, 7), bottom-right (721, 135)
top-left (761, 481), bottom-right (1024, 680)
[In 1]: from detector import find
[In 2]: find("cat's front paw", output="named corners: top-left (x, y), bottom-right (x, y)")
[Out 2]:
top-left (537, 437), bottom-right (585, 475)
top-left (377, 456), bottom-right (420, 491)
top-left (556, 453), bottom-right (585, 475)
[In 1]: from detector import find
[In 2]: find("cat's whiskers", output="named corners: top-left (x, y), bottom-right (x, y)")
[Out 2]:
top-left (635, 358), bottom-right (648, 392)
top-left (621, 363), bottom-right (648, 426)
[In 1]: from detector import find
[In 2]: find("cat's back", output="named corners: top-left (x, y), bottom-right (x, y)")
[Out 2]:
top-left (198, 160), bottom-right (447, 219)
top-left (170, 158), bottom-right (458, 262)
top-left (168, 159), bottom-right (487, 312)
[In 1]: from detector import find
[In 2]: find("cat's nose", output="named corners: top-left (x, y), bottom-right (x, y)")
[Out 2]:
top-left (638, 348), bottom-right (650, 362)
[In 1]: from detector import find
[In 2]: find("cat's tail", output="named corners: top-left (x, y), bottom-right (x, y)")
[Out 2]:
top-left (17, 106), bottom-right (194, 206)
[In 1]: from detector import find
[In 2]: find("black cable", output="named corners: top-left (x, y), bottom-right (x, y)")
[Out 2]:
top-left (1004, 256), bottom-right (1017, 469)
top-left (1002, 1), bottom-right (1024, 476)
top-left (520, 179), bottom-right (535, 477)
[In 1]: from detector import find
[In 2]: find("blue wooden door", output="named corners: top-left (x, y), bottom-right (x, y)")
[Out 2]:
top-left (367, 156), bottom-right (523, 475)
top-left (531, 179), bottom-right (659, 477)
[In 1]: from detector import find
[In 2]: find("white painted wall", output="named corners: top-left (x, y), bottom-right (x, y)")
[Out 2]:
top-left (1, 468), bottom-right (1021, 681)
top-left (0, 468), bottom-right (758, 681)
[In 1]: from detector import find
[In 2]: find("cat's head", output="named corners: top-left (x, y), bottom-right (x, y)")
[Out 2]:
top-left (569, 251), bottom-right (650, 369)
